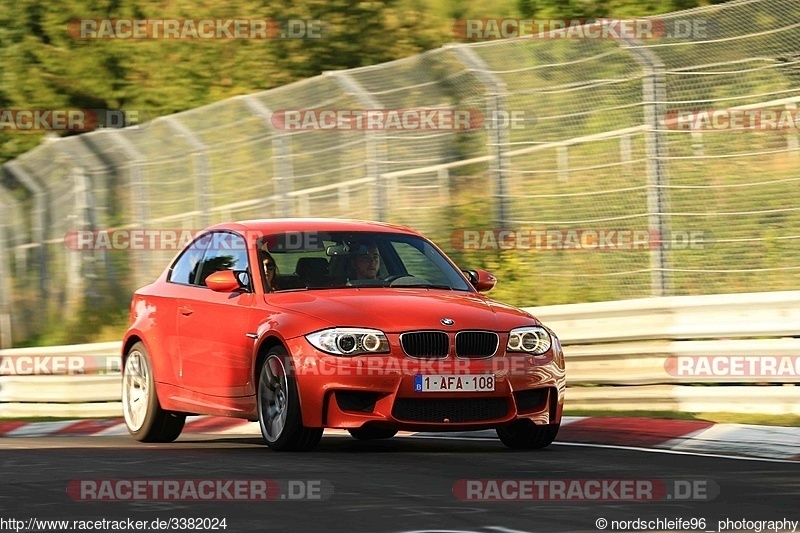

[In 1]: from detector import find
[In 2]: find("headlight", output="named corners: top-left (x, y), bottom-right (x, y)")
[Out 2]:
top-left (507, 326), bottom-right (552, 355)
top-left (551, 331), bottom-right (564, 367)
top-left (306, 328), bottom-right (390, 356)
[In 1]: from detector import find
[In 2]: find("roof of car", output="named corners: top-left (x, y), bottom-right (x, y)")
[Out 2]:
top-left (205, 218), bottom-right (421, 236)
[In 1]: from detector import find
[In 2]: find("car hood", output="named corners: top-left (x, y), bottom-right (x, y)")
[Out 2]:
top-left (264, 288), bottom-right (538, 333)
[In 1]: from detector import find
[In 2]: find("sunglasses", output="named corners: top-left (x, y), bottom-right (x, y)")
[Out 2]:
top-left (263, 262), bottom-right (276, 271)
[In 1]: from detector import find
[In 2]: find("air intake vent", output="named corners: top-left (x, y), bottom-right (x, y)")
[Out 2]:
top-left (392, 398), bottom-right (508, 423)
top-left (513, 388), bottom-right (550, 414)
top-left (335, 391), bottom-right (381, 413)
top-left (455, 331), bottom-right (499, 358)
top-left (400, 331), bottom-right (449, 358)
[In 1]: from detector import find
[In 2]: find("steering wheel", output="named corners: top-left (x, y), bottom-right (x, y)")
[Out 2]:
top-left (382, 274), bottom-right (406, 283)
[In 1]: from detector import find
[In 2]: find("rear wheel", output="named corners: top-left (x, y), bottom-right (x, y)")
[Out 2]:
top-left (348, 427), bottom-right (397, 440)
top-left (123, 342), bottom-right (185, 443)
top-left (257, 346), bottom-right (322, 451)
top-left (496, 420), bottom-right (559, 450)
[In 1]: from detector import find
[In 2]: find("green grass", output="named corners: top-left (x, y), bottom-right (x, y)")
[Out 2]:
top-left (565, 409), bottom-right (800, 427)
top-left (15, 309), bottom-right (129, 348)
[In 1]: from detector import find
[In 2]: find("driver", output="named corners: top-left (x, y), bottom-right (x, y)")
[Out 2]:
top-left (350, 242), bottom-right (380, 280)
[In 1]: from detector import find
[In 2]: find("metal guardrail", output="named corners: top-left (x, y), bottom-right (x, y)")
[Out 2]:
top-left (522, 290), bottom-right (800, 343)
top-left (1, 291), bottom-right (799, 418)
top-left (568, 386), bottom-right (800, 416)
top-left (565, 339), bottom-right (800, 385)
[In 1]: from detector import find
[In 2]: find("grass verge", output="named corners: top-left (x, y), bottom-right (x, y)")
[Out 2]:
top-left (564, 409), bottom-right (800, 427)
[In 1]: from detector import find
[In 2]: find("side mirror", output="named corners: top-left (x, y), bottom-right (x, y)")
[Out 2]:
top-left (206, 270), bottom-right (248, 293)
top-left (463, 269), bottom-right (497, 292)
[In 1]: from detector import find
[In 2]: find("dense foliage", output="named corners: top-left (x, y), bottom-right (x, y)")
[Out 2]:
top-left (0, 0), bottom-right (727, 164)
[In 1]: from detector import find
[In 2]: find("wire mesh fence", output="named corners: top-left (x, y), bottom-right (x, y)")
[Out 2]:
top-left (1, 0), bottom-right (800, 345)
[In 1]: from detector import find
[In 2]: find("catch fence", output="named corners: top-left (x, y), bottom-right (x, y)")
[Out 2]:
top-left (2, 0), bottom-right (800, 344)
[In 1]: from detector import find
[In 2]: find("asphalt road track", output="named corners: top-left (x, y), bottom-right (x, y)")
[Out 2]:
top-left (0, 431), bottom-right (798, 533)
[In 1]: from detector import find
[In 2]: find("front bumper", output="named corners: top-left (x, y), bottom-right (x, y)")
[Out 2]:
top-left (285, 336), bottom-right (566, 431)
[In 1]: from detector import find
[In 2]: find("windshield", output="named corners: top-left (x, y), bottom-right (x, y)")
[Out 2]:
top-left (257, 231), bottom-right (472, 293)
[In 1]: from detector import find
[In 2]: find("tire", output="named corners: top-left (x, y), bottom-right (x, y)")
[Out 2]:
top-left (348, 427), bottom-right (398, 441)
top-left (123, 342), bottom-right (186, 443)
top-left (496, 420), bottom-right (560, 450)
top-left (257, 346), bottom-right (323, 451)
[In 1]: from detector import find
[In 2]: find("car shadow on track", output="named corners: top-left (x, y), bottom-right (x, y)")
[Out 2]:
top-left (188, 434), bottom-right (560, 455)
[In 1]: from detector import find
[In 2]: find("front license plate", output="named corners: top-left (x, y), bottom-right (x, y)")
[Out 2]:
top-left (414, 374), bottom-right (495, 392)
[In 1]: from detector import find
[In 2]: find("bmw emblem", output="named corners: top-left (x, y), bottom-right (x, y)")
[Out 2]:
top-left (441, 318), bottom-right (455, 326)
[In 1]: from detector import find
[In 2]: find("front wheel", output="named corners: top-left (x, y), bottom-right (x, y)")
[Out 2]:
top-left (496, 421), bottom-right (559, 450)
top-left (123, 342), bottom-right (185, 443)
top-left (257, 347), bottom-right (322, 451)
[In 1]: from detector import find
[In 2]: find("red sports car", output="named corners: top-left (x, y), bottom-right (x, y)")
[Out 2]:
top-left (122, 219), bottom-right (566, 451)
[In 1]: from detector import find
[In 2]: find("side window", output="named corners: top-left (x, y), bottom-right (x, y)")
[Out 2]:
top-left (196, 232), bottom-right (249, 287)
top-left (169, 237), bottom-right (208, 285)
top-left (391, 242), bottom-right (450, 285)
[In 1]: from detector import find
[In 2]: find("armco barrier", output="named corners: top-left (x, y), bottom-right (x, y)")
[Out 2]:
top-left (522, 290), bottom-right (800, 343)
top-left (567, 386), bottom-right (800, 416)
top-left (0, 341), bottom-right (121, 375)
top-left (0, 402), bottom-right (122, 419)
top-left (0, 375), bottom-right (120, 403)
top-left (565, 339), bottom-right (800, 385)
top-left (0, 342), bottom-right (122, 418)
top-left (1, 291), bottom-right (799, 418)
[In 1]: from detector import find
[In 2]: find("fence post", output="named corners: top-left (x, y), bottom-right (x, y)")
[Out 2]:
top-left (338, 183), bottom-right (350, 214)
top-left (619, 134), bottom-right (634, 179)
top-left (4, 162), bottom-right (48, 304)
top-left (625, 43), bottom-right (670, 297)
top-left (241, 96), bottom-right (294, 217)
top-left (786, 102), bottom-right (798, 154)
top-left (106, 132), bottom-right (150, 288)
top-left (327, 71), bottom-right (387, 221)
top-left (52, 141), bottom-right (102, 310)
top-left (0, 187), bottom-right (12, 348)
top-left (451, 45), bottom-right (510, 230)
top-left (557, 146), bottom-right (570, 182)
top-left (163, 117), bottom-right (211, 227)
top-left (437, 168), bottom-right (450, 206)
top-left (65, 166), bottom-right (92, 313)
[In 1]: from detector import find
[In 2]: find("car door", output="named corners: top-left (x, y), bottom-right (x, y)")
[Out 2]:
top-left (159, 236), bottom-right (211, 386)
top-left (176, 231), bottom-right (256, 397)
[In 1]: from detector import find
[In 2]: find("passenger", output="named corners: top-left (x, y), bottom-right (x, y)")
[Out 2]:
top-left (262, 251), bottom-right (279, 291)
